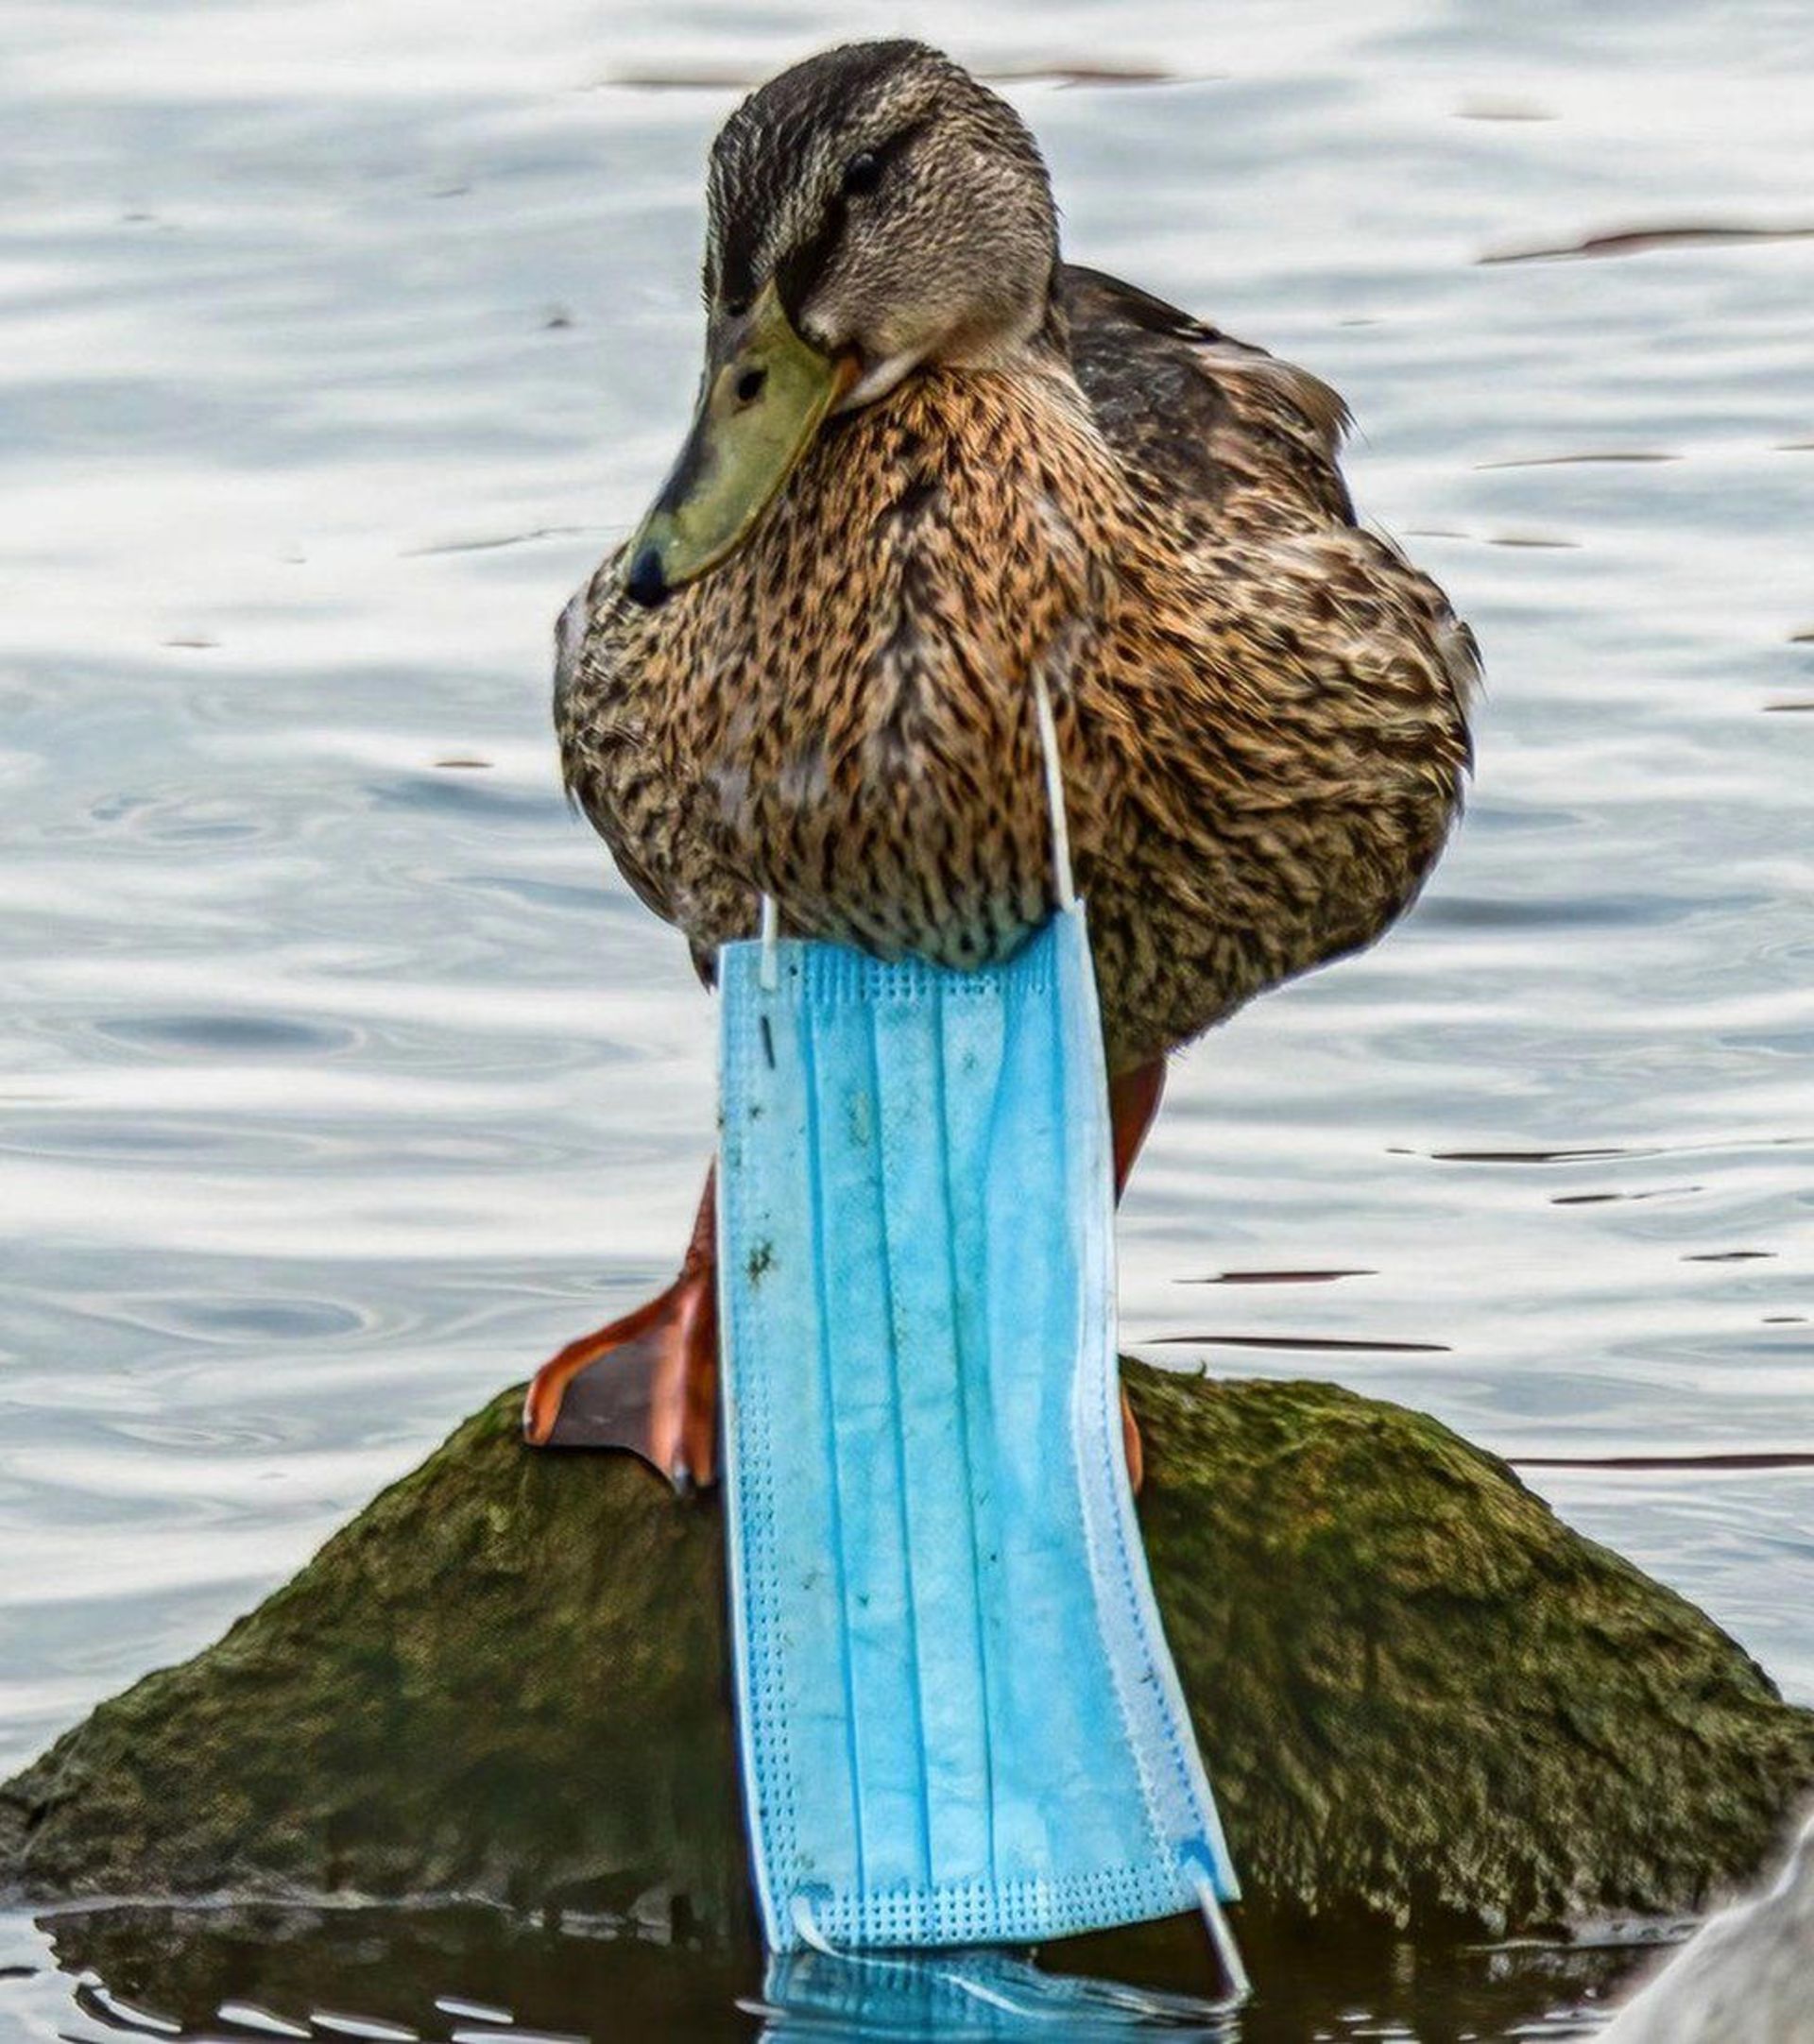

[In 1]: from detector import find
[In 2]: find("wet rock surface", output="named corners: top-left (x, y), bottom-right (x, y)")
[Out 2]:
top-left (4, 1368), bottom-right (1808, 1940)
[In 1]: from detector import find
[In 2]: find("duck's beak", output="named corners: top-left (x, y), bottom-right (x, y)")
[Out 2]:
top-left (624, 282), bottom-right (859, 608)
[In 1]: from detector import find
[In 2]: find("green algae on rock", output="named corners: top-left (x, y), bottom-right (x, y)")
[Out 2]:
top-left (3, 1368), bottom-right (1808, 1940)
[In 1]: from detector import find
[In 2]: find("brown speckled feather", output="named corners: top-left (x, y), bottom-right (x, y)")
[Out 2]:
top-left (556, 264), bottom-right (1476, 1073)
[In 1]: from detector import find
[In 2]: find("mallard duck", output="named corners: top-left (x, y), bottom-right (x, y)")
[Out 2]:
top-left (524, 40), bottom-right (1477, 1484)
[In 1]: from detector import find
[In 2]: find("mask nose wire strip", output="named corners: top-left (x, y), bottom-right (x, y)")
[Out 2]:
top-left (1194, 1868), bottom-right (1252, 2001)
top-left (1031, 666), bottom-right (1077, 913)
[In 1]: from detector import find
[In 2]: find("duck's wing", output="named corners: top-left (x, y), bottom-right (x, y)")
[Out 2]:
top-left (555, 562), bottom-right (681, 917)
top-left (1061, 264), bottom-right (1356, 531)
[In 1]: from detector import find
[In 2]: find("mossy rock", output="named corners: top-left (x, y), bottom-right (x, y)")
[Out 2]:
top-left (3, 1367), bottom-right (1808, 1940)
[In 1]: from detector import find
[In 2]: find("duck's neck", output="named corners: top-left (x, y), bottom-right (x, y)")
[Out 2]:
top-left (644, 359), bottom-right (1136, 755)
top-left (785, 360), bottom-right (1132, 642)
top-left (838, 280), bottom-right (1070, 409)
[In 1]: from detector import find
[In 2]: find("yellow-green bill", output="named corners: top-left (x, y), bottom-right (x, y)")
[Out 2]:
top-left (625, 283), bottom-right (856, 606)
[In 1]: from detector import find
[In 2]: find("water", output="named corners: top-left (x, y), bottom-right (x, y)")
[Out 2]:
top-left (0, 1899), bottom-right (1683, 2041)
top-left (2, 0), bottom-right (1810, 2035)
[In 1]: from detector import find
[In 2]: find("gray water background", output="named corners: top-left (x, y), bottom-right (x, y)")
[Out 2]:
top-left (1, 0), bottom-right (1810, 2035)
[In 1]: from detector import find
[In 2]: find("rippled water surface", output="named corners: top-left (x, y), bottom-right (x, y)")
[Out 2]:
top-left (3, 0), bottom-right (1810, 2036)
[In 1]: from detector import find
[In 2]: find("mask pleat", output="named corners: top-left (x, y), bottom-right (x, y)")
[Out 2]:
top-left (721, 958), bottom-right (855, 1922)
top-left (803, 974), bottom-right (931, 1909)
top-left (796, 986), bottom-right (895, 1906)
top-left (985, 927), bottom-right (1154, 1888)
top-left (916, 974), bottom-right (1009, 1905)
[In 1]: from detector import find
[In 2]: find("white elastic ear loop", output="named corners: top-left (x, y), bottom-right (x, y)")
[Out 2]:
top-left (1031, 667), bottom-right (1077, 913)
top-left (1194, 1869), bottom-right (1252, 2002)
top-left (759, 892), bottom-right (780, 993)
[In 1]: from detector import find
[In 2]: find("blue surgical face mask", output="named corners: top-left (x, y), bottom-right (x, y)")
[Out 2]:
top-left (715, 900), bottom-right (1241, 1965)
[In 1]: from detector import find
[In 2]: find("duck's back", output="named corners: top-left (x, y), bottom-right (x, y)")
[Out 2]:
top-left (1064, 265), bottom-right (1356, 536)
top-left (1050, 265), bottom-right (1479, 1061)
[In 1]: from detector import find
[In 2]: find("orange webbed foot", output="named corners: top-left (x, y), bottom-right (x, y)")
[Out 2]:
top-left (522, 1170), bottom-right (720, 1489)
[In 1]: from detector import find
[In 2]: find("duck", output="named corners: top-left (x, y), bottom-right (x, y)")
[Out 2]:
top-left (522, 39), bottom-right (1478, 1487)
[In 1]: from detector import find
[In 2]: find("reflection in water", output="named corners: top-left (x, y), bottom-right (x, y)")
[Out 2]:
top-left (755, 1947), bottom-right (1234, 2040)
top-left (0, 1900), bottom-right (1657, 2043)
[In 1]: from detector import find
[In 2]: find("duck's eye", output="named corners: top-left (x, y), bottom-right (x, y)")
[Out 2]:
top-left (724, 295), bottom-right (751, 318)
top-left (841, 150), bottom-right (882, 196)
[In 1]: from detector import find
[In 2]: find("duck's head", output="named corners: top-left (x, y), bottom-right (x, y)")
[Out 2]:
top-left (624, 41), bottom-right (1059, 607)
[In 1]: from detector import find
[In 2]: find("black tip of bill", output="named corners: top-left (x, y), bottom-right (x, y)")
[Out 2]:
top-left (625, 544), bottom-right (669, 609)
